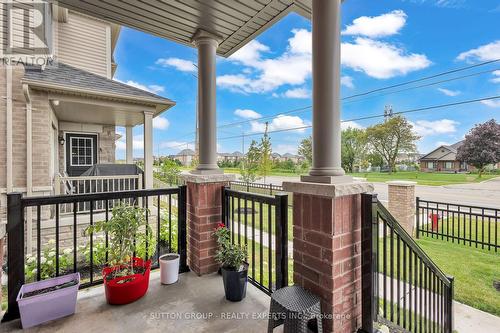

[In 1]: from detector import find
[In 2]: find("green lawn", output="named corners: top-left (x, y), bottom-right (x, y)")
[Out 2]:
top-left (351, 171), bottom-right (498, 186)
top-left (183, 167), bottom-right (498, 186)
top-left (378, 233), bottom-right (500, 316)
top-left (416, 237), bottom-right (500, 316)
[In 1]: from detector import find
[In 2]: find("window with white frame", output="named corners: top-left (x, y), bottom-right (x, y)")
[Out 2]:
top-left (427, 162), bottom-right (434, 169)
top-left (70, 137), bottom-right (94, 166)
top-left (445, 162), bottom-right (453, 169)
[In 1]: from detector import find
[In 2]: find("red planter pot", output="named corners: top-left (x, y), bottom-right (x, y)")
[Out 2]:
top-left (103, 257), bottom-right (151, 305)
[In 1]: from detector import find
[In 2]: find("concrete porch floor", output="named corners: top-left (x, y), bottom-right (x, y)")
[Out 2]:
top-left (1, 271), bottom-right (282, 333)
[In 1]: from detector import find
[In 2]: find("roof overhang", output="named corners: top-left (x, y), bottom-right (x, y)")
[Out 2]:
top-left (56, 0), bottom-right (313, 57)
top-left (24, 80), bottom-right (175, 127)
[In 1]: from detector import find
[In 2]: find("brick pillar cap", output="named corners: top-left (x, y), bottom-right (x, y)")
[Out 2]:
top-left (282, 181), bottom-right (373, 198)
top-left (181, 173), bottom-right (236, 183)
top-left (386, 180), bottom-right (417, 187)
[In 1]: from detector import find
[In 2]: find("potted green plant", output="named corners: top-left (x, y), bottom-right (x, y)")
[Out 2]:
top-left (214, 223), bottom-right (248, 302)
top-left (85, 204), bottom-right (153, 305)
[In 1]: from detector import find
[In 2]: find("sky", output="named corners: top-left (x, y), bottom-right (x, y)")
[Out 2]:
top-left (113, 0), bottom-right (500, 160)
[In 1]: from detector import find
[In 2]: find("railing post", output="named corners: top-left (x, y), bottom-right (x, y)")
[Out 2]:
top-left (360, 193), bottom-right (377, 333)
top-left (177, 185), bottom-right (189, 273)
top-left (416, 196), bottom-right (420, 239)
top-left (221, 186), bottom-right (227, 227)
top-left (274, 193), bottom-right (288, 289)
top-left (446, 275), bottom-right (455, 333)
top-left (2, 193), bottom-right (24, 322)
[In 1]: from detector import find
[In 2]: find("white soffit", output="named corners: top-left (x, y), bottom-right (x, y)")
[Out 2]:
top-left (56, 0), bottom-right (313, 57)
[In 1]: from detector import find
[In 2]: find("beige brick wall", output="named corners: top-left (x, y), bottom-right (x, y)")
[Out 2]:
top-left (100, 125), bottom-right (116, 164)
top-left (387, 181), bottom-right (416, 236)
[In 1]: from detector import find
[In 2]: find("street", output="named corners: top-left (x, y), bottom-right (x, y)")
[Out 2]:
top-left (250, 175), bottom-right (500, 208)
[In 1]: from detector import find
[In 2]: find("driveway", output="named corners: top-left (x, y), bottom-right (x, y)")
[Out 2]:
top-left (255, 176), bottom-right (500, 209)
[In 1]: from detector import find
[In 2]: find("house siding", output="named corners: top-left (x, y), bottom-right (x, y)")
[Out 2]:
top-left (57, 11), bottom-right (110, 78)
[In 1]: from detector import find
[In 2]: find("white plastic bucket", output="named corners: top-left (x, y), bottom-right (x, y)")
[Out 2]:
top-left (159, 254), bottom-right (180, 285)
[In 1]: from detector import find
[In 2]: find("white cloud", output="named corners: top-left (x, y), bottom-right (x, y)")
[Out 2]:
top-left (153, 117), bottom-right (170, 130)
top-left (218, 29), bottom-right (312, 93)
top-left (342, 38), bottom-right (431, 79)
top-left (342, 10), bottom-right (407, 38)
top-left (116, 80), bottom-right (165, 94)
top-left (491, 70), bottom-right (500, 84)
top-left (411, 119), bottom-right (459, 136)
top-left (156, 57), bottom-right (197, 72)
top-left (283, 88), bottom-right (310, 99)
top-left (457, 40), bottom-right (500, 63)
top-left (274, 144), bottom-right (298, 155)
top-left (250, 115), bottom-right (310, 133)
top-left (229, 40), bottom-right (270, 67)
top-left (481, 99), bottom-right (500, 108)
top-left (341, 121), bottom-right (365, 130)
top-left (437, 88), bottom-right (461, 96)
top-left (218, 25), bottom-right (430, 94)
top-left (341, 76), bottom-right (355, 89)
top-left (116, 134), bottom-right (144, 151)
top-left (435, 141), bottom-right (452, 147)
top-left (234, 109), bottom-right (262, 119)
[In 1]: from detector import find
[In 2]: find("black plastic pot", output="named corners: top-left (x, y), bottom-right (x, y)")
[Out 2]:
top-left (221, 264), bottom-right (248, 302)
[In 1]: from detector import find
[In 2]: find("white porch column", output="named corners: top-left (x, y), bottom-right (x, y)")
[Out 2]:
top-left (143, 111), bottom-right (154, 189)
top-left (191, 29), bottom-right (222, 174)
top-left (125, 125), bottom-right (133, 164)
top-left (303, 0), bottom-right (351, 184)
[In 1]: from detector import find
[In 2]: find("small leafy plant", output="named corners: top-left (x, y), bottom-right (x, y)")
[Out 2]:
top-left (85, 204), bottom-right (153, 280)
top-left (214, 223), bottom-right (247, 271)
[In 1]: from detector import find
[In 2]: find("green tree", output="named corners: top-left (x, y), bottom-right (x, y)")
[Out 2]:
top-left (160, 158), bottom-right (181, 185)
top-left (365, 115), bottom-right (420, 173)
top-left (366, 152), bottom-right (384, 168)
top-left (298, 136), bottom-right (312, 165)
top-left (240, 140), bottom-right (260, 183)
top-left (258, 123), bottom-right (273, 182)
top-left (341, 128), bottom-right (367, 173)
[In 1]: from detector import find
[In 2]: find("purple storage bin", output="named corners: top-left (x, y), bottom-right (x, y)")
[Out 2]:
top-left (17, 273), bottom-right (80, 329)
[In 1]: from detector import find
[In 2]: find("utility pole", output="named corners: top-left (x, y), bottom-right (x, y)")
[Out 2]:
top-left (384, 105), bottom-right (393, 122)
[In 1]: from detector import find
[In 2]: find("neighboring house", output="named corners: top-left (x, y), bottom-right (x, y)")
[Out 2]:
top-left (419, 141), bottom-right (469, 172)
top-left (282, 153), bottom-right (303, 163)
top-left (217, 151), bottom-right (243, 163)
top-left (271, 152), bottom-right (282, 162)
top-left (396, 152), bottom-right (423, 164)
top-left (1, 7), bottom-right (174, 227)
top-left (171, 149), bottom-right (196, 167)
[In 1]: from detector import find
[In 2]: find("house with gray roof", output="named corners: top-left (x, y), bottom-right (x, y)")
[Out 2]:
top-left (419, 141), bottom-right (469, 172)
top-left (171, 149), bottom-right (196, 166)
top-left (1, 8), bottom-right (174, 228)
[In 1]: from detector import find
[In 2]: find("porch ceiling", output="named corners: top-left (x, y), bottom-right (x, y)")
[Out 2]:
top-left (50, 96), bottom-right (156, 127)
top-left (56, 0), bottom-right (312, 57)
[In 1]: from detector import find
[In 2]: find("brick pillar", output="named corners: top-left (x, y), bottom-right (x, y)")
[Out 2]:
top-left (283, 181), bottom-right (373, 333)
top-left (183, 174), bottom-right (235, 276)
top-left (387, 181), bottom-right (416, 236)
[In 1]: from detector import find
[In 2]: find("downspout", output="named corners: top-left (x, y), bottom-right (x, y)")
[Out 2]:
top-left (6, 67), bottom-right (12, 193)
top-left (23, 84), bottom-right (33, 255)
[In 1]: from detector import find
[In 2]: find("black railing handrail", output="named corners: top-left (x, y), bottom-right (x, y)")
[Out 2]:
top-left (3, 186), bottom-right (188, 323)
top-left (20, 188), bottom-right (181, 206)
top-left (222, 186), bottom-right (288, 295)
top-left (223, 187), bottom-right (279, 202)
top-left (230, 180), bottom-right (284, 189)
top-left (376, 200), bottom-right (452, 287)
top-left (418, 197), bottom-right (500, 213)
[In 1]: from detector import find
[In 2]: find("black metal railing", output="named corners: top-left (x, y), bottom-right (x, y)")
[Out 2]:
top-left (417, 198), bottom-right (499, 252)
top-left (222, 187), bottom-right (288, 295)
top-left (362, 194), bottom-right (454, 333)
top-left (2, 187), bottom-right (188, 322)
top-left (229, 181), bottom-right (284, 196)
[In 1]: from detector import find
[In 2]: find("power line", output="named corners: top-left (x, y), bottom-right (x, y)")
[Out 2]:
top-left (175, 59), bottom-right (500, 138)
top-left (215, 95), bottom-right (500, 141)
top-left (164, 59), bottom-right (500, 149)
